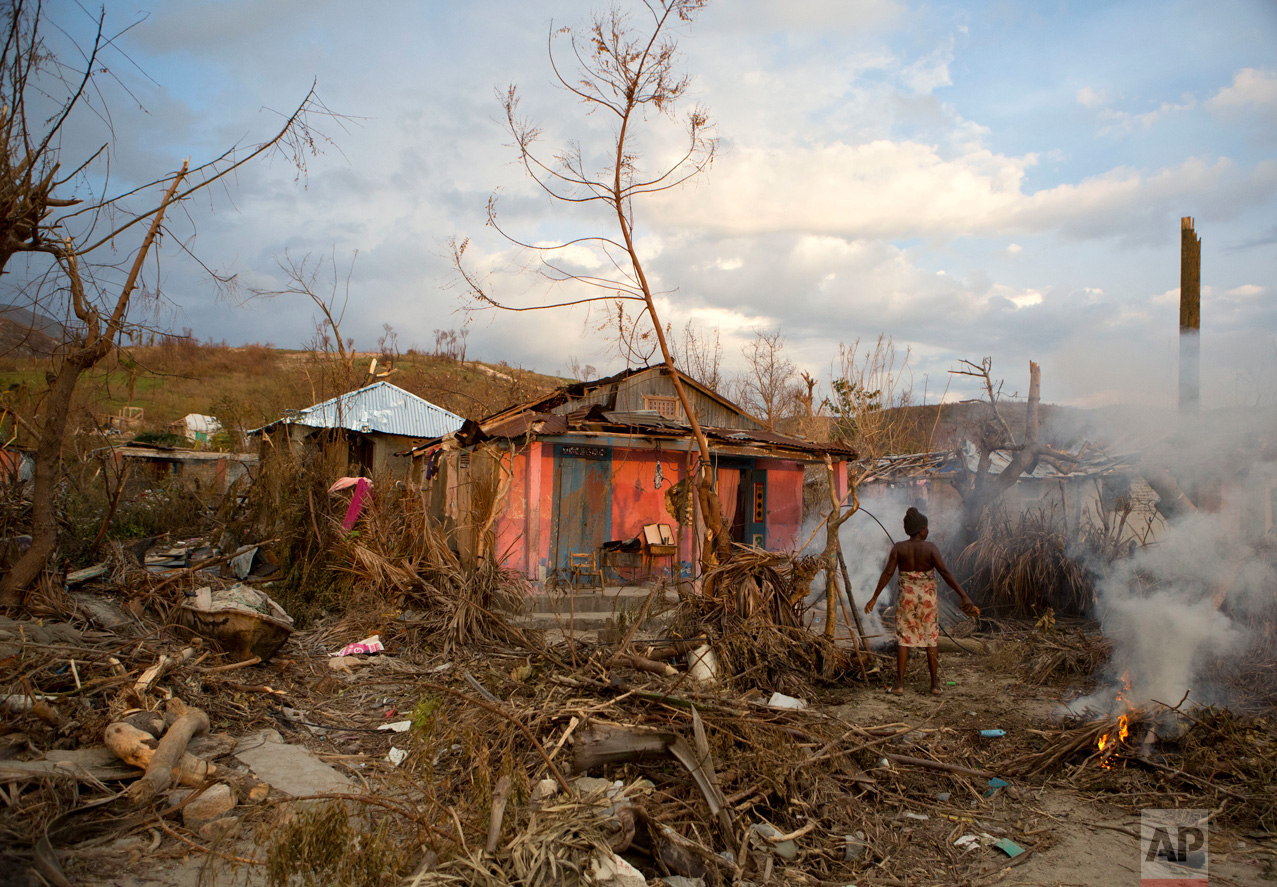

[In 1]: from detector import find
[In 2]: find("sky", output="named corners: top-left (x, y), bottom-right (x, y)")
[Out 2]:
top-left (37, 0), bottom-right (1277, 409)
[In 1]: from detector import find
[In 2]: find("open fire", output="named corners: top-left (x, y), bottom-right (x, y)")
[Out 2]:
top-left (1096, 672), bottom-right (1133, 768)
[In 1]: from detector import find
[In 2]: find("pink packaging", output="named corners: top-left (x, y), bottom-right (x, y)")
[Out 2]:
top-left (331, 634), bottom-right (384, 657)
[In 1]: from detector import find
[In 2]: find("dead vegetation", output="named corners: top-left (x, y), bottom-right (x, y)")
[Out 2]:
top-left (1, 374), bottom-right (1275, 887)
top-left (957, 506), bottom-right (1097, 617)
top-left (2, 522), bottom-right (1277, 886)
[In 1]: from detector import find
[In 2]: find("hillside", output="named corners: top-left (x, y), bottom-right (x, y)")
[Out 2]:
top-left (0, 340), bottom-right (566, 449)
top-left (0, 304), bottom-right (63, 357)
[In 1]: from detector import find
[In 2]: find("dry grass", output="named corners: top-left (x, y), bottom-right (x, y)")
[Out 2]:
top-left (958, 505), bottom-right (1095, 616)
top-left (990, 623), bottom-right (1113, 687)
top-left (265, 801), bottom-right (412, 887)
top-left (0, 340), bottom-right (564, 455)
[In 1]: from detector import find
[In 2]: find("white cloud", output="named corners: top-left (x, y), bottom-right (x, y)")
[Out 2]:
top-left (1208, 68), bottom-right (1277, 115)
top-left (1224, 283), bottom-right (1263, 297)
top-left (1076, 86), bottom-right (1110, 108)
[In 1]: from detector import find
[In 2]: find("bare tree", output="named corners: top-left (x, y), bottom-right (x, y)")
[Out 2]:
top-left (947, 358), bottom-right (1077, 549)
top-left (0, 2), bottom-right (331, 605)
top-left (737, 328), bottom-right (796, 431)
top-left (826, 335), bottom-right (925, 461)
top-left (669, 319), bottom-right (723, 391)
top-left (250, 250), bottom-right (367, 402)
top-left (452, 0), bottom-right (735, 568)
top-left (815, 336), bottom-right (919, 642)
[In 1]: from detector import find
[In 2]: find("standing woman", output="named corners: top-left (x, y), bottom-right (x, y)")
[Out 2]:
top-left (864, 507), bottom-right (979, 695)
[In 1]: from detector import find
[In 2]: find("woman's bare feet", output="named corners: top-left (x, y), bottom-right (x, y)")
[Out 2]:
top-left (889, 684), bottom-right (905, 696)
top-left (930, 683), bottom-right (943, 695)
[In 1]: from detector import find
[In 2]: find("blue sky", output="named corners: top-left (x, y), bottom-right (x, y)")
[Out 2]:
top-left (35, 0), bottom-right (1277, 409)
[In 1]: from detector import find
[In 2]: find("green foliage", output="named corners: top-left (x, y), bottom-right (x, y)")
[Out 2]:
top-left (130, 430), bottom-right (189, 448)
top-left (823, 378), bottom-right (882, 440)
top-left (60, 480), bottom-right (212, 563)
top-left (410, 695), bottom-right (440, 735)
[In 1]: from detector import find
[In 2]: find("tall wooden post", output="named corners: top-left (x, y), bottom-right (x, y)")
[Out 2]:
top-left (1179, 217), bottom-right (1201, 412)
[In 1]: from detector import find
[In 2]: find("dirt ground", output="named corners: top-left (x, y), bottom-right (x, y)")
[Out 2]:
top-left (6, 615), bottom-right (1276, 887)
top-left (827, 653), bottom-right (1273, 886)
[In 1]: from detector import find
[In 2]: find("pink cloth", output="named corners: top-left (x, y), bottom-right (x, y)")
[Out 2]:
top-left (339, 477), bottom-right (373, 531)
top-left (718, 468), bottom-right (740, 531)
top-left (896, 570), bottom-right (939, 648)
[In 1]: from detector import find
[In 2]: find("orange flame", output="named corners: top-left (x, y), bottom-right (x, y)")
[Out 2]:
top-left (1096, 675), bottom-right (1134, 768)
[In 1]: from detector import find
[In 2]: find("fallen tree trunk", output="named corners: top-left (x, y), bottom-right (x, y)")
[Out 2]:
top-left (882, 752), bottom-right (991, 778)
top-left (104, 721), bottom-right (267, 804)
top-left (573, 717), bottom-right (733, 847)
top-left (125, 700), bottom-right (209, 804)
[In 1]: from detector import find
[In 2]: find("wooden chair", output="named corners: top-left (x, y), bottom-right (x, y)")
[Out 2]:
top-left (569, 552), bottom-right (603, 590)
top-left (641, 523), bottom-right (677, 579)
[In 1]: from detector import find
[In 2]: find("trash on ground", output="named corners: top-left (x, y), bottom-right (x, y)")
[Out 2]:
top-left (765, 691), bottom-right (808, 710)
top-left (993, 837), bottom-right (1026, 858)
top-left (331, 634), bottom-right (384, 657)
top-left (179, 584), bottom-right (294, 661)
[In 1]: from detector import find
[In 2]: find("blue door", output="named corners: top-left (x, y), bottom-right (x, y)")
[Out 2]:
top-left (551, 445), bottom-right (613, 573)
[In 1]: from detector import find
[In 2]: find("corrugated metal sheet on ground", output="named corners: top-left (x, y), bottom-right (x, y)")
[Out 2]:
top-left (285, 381), bottom-right (463, 438)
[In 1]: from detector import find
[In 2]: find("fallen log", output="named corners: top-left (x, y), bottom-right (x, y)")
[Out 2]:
top-left (639, 637), bottom-right (710, 661)
top-left (104, 720), bottom-right (268, 804)
top-left (126, 699), bottom-right (210, 804)
top-left (573, 717), bottom-right (734, 847)
top-left (609, 651), bottom-right (678, 678)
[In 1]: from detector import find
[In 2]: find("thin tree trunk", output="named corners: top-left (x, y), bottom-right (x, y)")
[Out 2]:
top-left (0, 354), bottom-right (87, 604)
top-left (0, 163), bottom-right (187, 607)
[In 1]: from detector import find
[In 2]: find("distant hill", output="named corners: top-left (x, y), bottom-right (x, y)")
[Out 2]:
top-left (0, 304), bottom-right (63, 357)
top-left (0, 338), bottom-right (568, 449)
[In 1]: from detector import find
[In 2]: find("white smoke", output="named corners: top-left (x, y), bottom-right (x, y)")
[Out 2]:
top-left (1065, 406), bottom-right (1277, 713)
top-left (807, 483), bottom-right (968, 649)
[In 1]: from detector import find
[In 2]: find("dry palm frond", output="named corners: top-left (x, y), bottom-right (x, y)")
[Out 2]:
top-left (958, 505), bottom-right (1094, 616)
top-left (991, 628), bottom-right (1112, 687)
top-left (670, 543), bottom-right (855, 692)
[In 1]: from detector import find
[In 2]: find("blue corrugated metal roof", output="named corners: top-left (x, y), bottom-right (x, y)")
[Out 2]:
top-left (283, 382), bottom-right (463, 438)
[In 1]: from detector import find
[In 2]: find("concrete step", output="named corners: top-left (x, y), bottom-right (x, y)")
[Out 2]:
top-left (517, 586), bottom-right (679, 616)
top-left (516, 610), bottom-right (675, 633)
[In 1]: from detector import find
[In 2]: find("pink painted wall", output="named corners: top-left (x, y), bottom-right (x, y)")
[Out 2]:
top-left (537, 444), bottom-right (554, 574)
top-left (492, 444), bottom-right (819, 580)
top-left (763, 459), bottom-right (804, 550)
top-left (609, 450), bottom-right (683, 541)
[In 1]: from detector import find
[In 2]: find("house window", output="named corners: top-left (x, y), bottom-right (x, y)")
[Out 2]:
top-left (644, 395), bottom-right (681, 420)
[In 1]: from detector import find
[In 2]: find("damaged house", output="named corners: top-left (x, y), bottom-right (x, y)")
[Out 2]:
top-left (854, 443), bottom-right (1163, 547)
top-left (253, 381), bottom-right (464, 479)
top-left (407, 366), bottom-right (854, 585)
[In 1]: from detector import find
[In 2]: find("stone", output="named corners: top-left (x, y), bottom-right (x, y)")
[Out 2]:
top-left (181, 783), bottom-right (235, 826)
top-left (530, 778), bottom-right (559, 803)
top-left (233, 729), bottom-right (353, 797)
top-left (590, 850), bottom-right (646, 887)
top-left (197, 816), bottom-right (240, 843)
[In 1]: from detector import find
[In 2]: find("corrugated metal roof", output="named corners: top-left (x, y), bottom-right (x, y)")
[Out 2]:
top-left (282, 382), bottom-right (463, 438)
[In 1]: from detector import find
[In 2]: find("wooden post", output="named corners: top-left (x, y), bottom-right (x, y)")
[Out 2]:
top-left (1179, 216), bottom-right (1201, 412)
